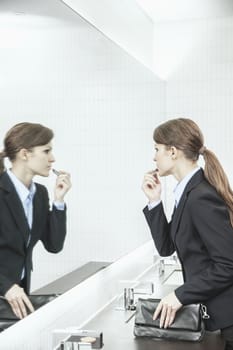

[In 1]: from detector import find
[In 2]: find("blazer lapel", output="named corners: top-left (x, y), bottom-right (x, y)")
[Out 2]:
top-left (170, 169), bottom-right (205, 240)
top-left (0, 172), bottom-right (31, 245)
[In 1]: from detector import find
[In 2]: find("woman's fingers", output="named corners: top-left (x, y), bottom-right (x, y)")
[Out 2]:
top-left (9, 299), bottom-right (23, 319)
top-left (55, 172), bottom-right (72, 197)
top-left (152, 292), bottom-right (182, 328)
top-left (164, 306), bottom-right (172, 328)
top-left (159, 304), bottom-right (167, 328)
top-left (22, 294), bottom-right (35, 314)
top-left (153, 304), bottom-right (175, 328)
top-left (5, 284), bottom-right (35, 319)
top-left (153, 300), bottom-right (163, 320)
top-left (143, 174), bottom-right (158, 190)
top-left (169, 309), bottom-right (177, 327)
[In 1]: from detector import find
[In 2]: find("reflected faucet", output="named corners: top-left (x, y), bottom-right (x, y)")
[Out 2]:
top-left (123, 282), bottom-right (154, 310)
top-left (158, 259), bottom-right (165, 277)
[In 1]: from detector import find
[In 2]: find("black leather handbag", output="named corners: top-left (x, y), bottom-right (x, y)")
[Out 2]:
top-left (0, 294), bottom-right (59, 331)
top-left (134, 298), bottom-right (208, 342)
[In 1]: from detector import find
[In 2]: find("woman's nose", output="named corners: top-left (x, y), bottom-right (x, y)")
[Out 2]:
top-left (50, 154), bottom-right (55, 162)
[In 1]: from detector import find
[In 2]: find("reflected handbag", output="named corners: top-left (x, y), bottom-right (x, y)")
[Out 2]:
top-left (134, 298), bottom-right (207, 342)
top-left (0, 294), bottom-right (59, 331)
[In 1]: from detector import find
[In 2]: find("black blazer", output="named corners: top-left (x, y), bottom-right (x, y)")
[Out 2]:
top-left (0, 172), bottom-right (67, 295)
top-left (144, 169), bottom-right (233, 331)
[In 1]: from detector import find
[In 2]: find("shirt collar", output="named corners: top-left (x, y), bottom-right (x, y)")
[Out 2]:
top-left (173, 167), bottom-right (200, 207)
top-left (7, 169), bottom-right (36, 202)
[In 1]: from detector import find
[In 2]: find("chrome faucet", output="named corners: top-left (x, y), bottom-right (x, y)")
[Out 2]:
top-left (123, 282), bottom-right (154, 310)
top-left (158, 259), bottom-right (165, 277)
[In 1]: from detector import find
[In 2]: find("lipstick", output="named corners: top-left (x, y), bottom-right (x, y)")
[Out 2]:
top-left (52, 168), bottom-right (60, 176)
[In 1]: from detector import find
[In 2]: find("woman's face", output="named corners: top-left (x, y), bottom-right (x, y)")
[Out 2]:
top-left (25, 142), bottom-right (55, 177)
top-left (153, 143), bottom-right (174, 177)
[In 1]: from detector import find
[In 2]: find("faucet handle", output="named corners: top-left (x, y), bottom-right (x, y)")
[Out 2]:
top-left (158, 259), bottom-right (165, 276)
top-left (124, 288), bottom-right (135, 310)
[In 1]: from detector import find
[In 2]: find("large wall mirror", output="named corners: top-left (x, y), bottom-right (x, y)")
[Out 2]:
top-left (0, 0), bottom-right (165, 290)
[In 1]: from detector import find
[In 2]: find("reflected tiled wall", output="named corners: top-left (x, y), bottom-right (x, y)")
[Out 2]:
top-left (0, 3), bottom-right (165, 290)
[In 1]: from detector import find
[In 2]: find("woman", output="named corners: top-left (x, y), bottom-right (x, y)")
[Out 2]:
top-left (142, 118), bottom-right (233, 349)
top-left (0, 122), bottom-right (71, 320)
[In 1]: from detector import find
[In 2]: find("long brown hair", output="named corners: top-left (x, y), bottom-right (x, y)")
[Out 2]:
top-left (0, 122), bottom-right (54, 174)
top-left (153, 118), bottom-right (233, 226)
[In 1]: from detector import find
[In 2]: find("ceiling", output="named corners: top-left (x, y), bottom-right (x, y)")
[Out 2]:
top-left (136, 0), bottom-right (233, 22)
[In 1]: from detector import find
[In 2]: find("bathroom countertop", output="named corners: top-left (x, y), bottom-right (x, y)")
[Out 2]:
top-left (84, 291), bottom-right (225, 350)
top-left (81, 267), bottom-right (225, 350)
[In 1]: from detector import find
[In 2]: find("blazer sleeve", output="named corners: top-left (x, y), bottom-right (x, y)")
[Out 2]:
top-left (143, 202), bottom-right (175, 256)
top-left (175, 190), bottom-right (233, 304)
top-left (39, 186), bottom-right (67, 253)
top-left (0, 273), bottom-right (17, 296)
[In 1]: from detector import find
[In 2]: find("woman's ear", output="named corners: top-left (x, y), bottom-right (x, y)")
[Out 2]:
top-left (18, 148), bottom-right (28, 161)
top-left (170, 146), bottom-right (177, 159)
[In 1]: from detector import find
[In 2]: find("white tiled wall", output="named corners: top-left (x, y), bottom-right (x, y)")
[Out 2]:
top-left (0, 1), bottom-right (165, 290)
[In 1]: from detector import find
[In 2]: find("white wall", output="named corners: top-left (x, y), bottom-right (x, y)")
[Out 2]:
top-left (0, 0), bottom-right (165, 290)
top-left (153, 16), bottom-right (233, 210)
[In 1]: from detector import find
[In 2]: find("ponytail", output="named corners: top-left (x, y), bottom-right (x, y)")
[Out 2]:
top-left (0, 151), bottom-right (6, 175)
top-left (153, 118), bottom-right (233, 227)
top-left (202, 148), bottom-right (233, 227)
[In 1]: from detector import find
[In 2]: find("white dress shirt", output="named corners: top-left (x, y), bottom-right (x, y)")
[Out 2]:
top-left (148, 167), bottom-right (200, 210)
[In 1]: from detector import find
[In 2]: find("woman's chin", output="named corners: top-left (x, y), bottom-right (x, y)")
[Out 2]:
top-left (37, 171), bottom-right (50, 177)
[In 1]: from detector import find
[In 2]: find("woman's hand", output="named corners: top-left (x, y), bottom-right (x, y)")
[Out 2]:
top-left (153, 292), bottom-right (182, 328)
top-left (54, 171), bottom-right (71, 202)
top-left (142, 170), bottom-right (162, 202)
top-left (4, 284), bottom-right (34, 319)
